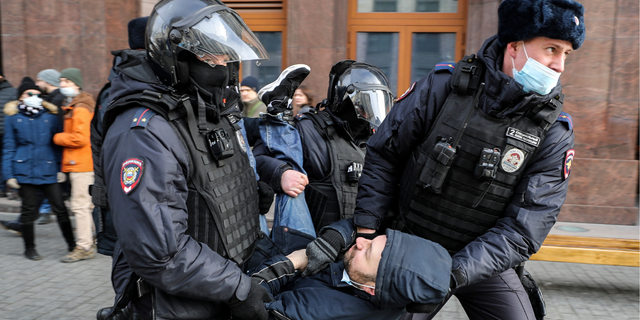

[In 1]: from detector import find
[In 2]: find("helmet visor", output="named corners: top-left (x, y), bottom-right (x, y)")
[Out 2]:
top-left (346, 83), bottom-right (394, 129)
top-left (178, 10), bottom-right (269, 64)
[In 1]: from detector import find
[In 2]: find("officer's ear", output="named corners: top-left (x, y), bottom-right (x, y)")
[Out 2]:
top-left (506, 41), bottom-right (520, 59)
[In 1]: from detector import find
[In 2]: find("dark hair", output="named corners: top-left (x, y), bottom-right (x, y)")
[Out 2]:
top-left (297, 85), bottom-right (313, 106)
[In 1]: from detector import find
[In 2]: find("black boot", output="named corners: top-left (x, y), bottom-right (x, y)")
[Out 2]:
top-left (58, 220), bottom-right (76, 252)
top-left (22, 223), bottom-right (41, 260)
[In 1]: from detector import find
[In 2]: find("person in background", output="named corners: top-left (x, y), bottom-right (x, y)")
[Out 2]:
top-left (292, 84), bottom-right (314, 116)
top-left (241, 76), bottom-right (267, 118)
top-left (1, 77), bottom-right (75, 260)
top-left (0, 70), bottom-right (17, 199)
top-left (54, 68), bottom-right (96, 263)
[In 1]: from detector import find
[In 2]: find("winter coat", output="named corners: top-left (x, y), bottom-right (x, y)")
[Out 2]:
top-left (353, 34), bottom-right (575, 288)
top-left (53, 91), bottom-right (95, 172)
top-left (2, 100), bottom-right (62, 185)
top-left (0, 80), bottom-right (17, 137)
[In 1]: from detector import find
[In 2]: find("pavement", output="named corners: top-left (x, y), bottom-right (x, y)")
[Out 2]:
top-left (0, 197), bottom-right (638, 320)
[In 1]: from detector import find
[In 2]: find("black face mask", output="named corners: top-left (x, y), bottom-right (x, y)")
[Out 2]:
top-left (335, 98), bottom-right (371, 139)
top-left (186, 55), bottom-right (229, 123)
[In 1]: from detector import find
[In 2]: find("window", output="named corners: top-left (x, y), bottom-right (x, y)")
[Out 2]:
top-left (348, 0), bottom-right (467, 95)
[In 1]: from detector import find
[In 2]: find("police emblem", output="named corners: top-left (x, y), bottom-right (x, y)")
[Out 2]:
top-left (235, 130), bottom-right (247, 154)
top-left (564, 149), bottom-right (575, 180)
top-left (121, 158), bottom-right (144, 194)
top-left (501, 148), bottom-right (525, 173)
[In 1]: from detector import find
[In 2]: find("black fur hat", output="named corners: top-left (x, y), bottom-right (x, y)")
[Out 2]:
top-left (128, 16), bottom-right (149, 50)
top-left (498, 0), bottom-right (586, 49)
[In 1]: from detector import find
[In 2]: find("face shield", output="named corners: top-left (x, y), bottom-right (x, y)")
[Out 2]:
top-left (344, 83), bottom-right (393, 130)
top-left (172, 7), bottom-right (269, 65)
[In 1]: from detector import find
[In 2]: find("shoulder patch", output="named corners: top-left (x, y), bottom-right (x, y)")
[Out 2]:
top-left (435, 62), bottom-right (456, 74)
top-left (295, 113), bottom-right (307, 121)
top-left (557, 111), bottom-right (573, 130)
top-left (131, 108), bottom-right (157, 129)
top-left (563, 149), bottom-right (575, 180)
top-left (397, 82), bottom-right (416, 102)
top-left (121, 158), bottom-right (144, 194)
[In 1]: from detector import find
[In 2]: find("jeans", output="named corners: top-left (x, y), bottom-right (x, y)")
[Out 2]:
top-left (259, 113), bottom-right (315, 237)
top-left (238, 118), bottom-right (269, 235)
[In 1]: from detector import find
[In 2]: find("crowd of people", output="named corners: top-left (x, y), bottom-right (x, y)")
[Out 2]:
top-left (0, 0), bottom-right (585, 319)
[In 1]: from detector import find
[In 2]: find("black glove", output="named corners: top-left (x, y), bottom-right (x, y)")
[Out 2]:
top-left (406, 302), bottom-right (440, 314)
top-left (227, 279), bottom-right (273, 320)
top-left (257, 181), bottom-right (274, 215)
top-left (302, 229), bottom-right (345, 277)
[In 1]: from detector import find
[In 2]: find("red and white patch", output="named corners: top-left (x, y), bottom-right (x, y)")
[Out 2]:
top-left (501, 148), bottom-right (525, 173)
top-left (121, 158), bottom-right (144, 194)
top-left (573, 16), bottom-right (580, 26)
top-left (397, 82), bottom-right (416, 102)
top-left (563, 149), bottom-right (575, 180)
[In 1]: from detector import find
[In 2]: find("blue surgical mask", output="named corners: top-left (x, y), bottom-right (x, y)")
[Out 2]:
top-left (60, 87), bottom-right (78, 98)
top-left (511, 42), bottom-right (561, 96)
top-left (341, 269), bottom-right (375, 291)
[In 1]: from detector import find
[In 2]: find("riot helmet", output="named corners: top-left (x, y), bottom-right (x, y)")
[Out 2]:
top-left (326, 60), bottom-right (393, 132)
top-left (146, 0), bottom-right (269, 87)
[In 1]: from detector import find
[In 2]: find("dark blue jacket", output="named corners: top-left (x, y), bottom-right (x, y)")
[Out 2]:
top-left (354, 35), bottom-right (575, 288)
top-left (2, 100), bottom-right (62, 185)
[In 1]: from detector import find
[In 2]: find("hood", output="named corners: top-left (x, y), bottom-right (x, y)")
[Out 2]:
top-left (109, 49), bottom-right (170, 102)
top-left (4, 100), bottom-right (58, 116)
top-left (475, 35), bottom-right (563, 119)
top-left (65, 91), bottom-right (96, 114)
top-left (374, 229), bottom-right (451, 309)
top-left (0, 80), bottom-right (13, 90)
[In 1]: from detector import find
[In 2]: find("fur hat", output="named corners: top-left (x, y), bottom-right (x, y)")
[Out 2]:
top-left (37, 69), bottom-right (61, 87)
top-left (128, 16), bottom-right (149, 50)
top-left (16, 77), bottom-right (41, 99)
top-left (241, 76), bottom-right (259, 91)
top-left (60, 68), bottom-right (83, 88)
top-left (498, 0), bottom-right (586, 49)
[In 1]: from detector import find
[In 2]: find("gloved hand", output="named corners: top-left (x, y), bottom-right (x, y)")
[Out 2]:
top-left (57, 172), bottom-right (67, 183)
top-left (302, 229), bottom-right (345, 277)
top-left (257, 181), bottom-right (274, 215)
top-left (6, 178), bottom-right (20, 190)
top-left (227, 278), bottom-right (272, 320)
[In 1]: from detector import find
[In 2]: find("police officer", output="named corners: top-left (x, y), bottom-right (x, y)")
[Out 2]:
top-left (98, 1), bottom-right (274, 319)
top-left (254, 61), bottom-right (393, 233)
top-left (304, 0), bottom-right (585, 318)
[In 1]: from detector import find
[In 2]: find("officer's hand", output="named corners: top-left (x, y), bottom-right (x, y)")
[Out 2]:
top-left (57, 172), bottom-right (67, 183)
top-left (6, 178), bottom-right (20, 190)
top-left (227, 278), bottom-right (272, 320)
top-left (257, 181), bottom-right (274, 215)
top-left (302, 229), bottom-right (345, 277)
top-left (280, 169), bottom-right (308, 197)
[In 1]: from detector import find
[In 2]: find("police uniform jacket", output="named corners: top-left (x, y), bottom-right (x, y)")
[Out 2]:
top-left (353, 35), bottom-right (574, 288)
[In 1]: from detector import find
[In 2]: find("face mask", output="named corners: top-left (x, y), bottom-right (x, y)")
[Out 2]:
top-left (60, 87), bottom-right (78, 98)
top-left (188, 57), bottom-right (229, 97)
top-left (341, 269), bottom-right (376, 291)
top-left (23, 95), bottom-right (43, 108)
top-left (511, 42), bottom-right (561, 96)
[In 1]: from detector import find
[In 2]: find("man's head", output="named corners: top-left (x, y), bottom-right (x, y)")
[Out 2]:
top-left (240, 76), bottom-right (259, 103)
top-left (59, 68), bottom-right (82, 98)
top-left (342, 229), bottom-right (452, 309)
top-left (36, 69), bottom-right (61, 93)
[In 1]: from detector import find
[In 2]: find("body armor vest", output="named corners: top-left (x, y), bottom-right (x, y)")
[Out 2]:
top-left (302, 111), bottom-right (366, 231)
top-left (102, 57), bottom-right (259, 264)
top-left (398, 55), bottom-right (564, 254)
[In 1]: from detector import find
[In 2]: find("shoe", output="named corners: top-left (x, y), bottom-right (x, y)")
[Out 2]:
top-left (61, 246), bottom-right (95, 263)
top-left (36, 213), bottom-right (51, 225)
top-left (258, 64), bottom-right (311, 114)
top-left (0, 220), bottom-right (22, 235)
top-left (24, 248), bottom-right (42, 260)
top-left (7, 191), bottom-right (19, 200)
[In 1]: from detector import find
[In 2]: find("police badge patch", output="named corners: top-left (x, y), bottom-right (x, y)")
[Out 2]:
top-left (121, 158), bottom-right (144, 194)
top-left (501, 148), bottom-right (525, 173)
top-left (564, 149), bottom-right (575, 180)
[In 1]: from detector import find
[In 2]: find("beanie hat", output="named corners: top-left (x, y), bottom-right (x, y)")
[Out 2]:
top-left (17, 77), bottom-right (41, 99)
top-left (37, 69), bottom-right (61, 87)
top-left (128, 16), bottom-right (149, 50)
top-left (60, 68), bottom-right (83, 88)
top-left (241, 76), bottom-right (259, 91)
top-left (498, 0), bottom-right (586, 49)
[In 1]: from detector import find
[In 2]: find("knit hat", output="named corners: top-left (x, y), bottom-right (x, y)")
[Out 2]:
top-left (498, 0), bottom-right (586, 49)
top-left (16, 77), bottom-right (41, 99)
top-left (241, 76), bottom-right (259, 91)
top-left (37, 69), bottom-right (61, 87)
top-left (60, 68), bottom-right (83, 88)
top-left (128, 16), bottom-right (149, 50)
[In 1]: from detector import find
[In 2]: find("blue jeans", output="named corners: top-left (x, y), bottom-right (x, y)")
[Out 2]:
top-left (238, 118), bottom-right (269, 235)
top-left (259, 113), bottom-right (315, 237)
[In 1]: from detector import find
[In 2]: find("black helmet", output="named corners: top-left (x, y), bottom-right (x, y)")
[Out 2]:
top-left (146, 0), bottom-right (269, 86)
top-left (326, 60), bottom-right (393, 130)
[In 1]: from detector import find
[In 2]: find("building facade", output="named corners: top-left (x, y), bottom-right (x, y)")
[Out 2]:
top-left (1, 0), bottom-right (638, 225)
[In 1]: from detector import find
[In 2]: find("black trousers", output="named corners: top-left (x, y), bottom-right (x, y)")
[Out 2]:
top-left (18, 183), bottom-right (70, 225)
top-left (400, 268), bottom-right (536, 320)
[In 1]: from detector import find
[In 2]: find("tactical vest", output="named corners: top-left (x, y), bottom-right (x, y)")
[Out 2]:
top-left (398, 55), bottom-right (564, 254)
top-left (301, 110), bottom-right (366, 231)
top-left (102, 59), bottom-right (259, 264)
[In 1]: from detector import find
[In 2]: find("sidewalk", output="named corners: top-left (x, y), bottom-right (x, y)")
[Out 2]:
top-left (0, 207), bottom-right (638, 319)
